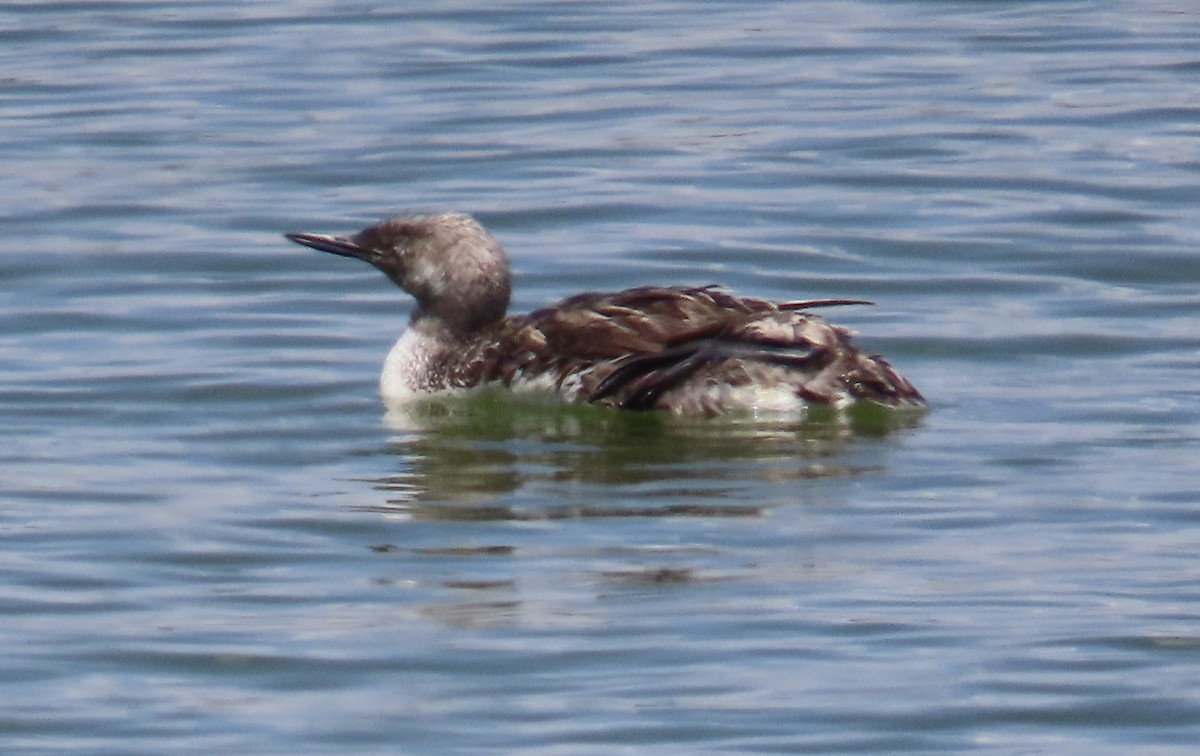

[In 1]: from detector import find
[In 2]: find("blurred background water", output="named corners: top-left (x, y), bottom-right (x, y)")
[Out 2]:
top-left (3, 1), bottom-right (1200, 752)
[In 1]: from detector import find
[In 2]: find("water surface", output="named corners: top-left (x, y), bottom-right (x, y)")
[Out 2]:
top-left (3, 1), bottom-right (1200, 752)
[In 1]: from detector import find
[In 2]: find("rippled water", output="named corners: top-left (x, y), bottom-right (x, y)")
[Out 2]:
top-left (4, 1), bottom-right (1200, 752)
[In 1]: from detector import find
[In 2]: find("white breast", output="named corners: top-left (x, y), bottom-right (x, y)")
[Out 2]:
top-left (379, 329), bottom-right (446, 401)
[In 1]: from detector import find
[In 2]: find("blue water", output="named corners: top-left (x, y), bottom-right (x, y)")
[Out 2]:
top-left (4, 1), bottom-right (1200, 752)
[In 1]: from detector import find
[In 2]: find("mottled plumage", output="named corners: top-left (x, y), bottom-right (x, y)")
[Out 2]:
top-left (285, 213), bottom-right (923, 416)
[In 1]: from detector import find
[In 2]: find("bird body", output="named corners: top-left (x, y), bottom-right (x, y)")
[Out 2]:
top-left (285, 213), bottom-right (923, 416)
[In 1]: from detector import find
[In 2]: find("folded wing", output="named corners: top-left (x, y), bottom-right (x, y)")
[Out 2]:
top-left (463, 286), bottom-right (923, 413)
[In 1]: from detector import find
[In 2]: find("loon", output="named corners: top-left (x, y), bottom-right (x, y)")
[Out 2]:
top-left (285, 213), bottom-right (923, 416)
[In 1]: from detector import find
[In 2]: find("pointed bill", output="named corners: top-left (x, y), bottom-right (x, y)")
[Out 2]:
top-left (284, 232), bottom-right (373, 261)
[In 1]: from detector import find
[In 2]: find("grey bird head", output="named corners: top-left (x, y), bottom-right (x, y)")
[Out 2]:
top-left (286, 212), bottom-right (512, 335)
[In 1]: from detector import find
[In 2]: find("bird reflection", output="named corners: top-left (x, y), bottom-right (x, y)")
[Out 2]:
top-left (354, 396), bottom-right (921, 629)
top-left (355, 392), bottom-right (920, 518)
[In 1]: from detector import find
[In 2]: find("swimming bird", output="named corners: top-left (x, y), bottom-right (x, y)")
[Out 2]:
top-left (285, 213), bottom-right (923, 416)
